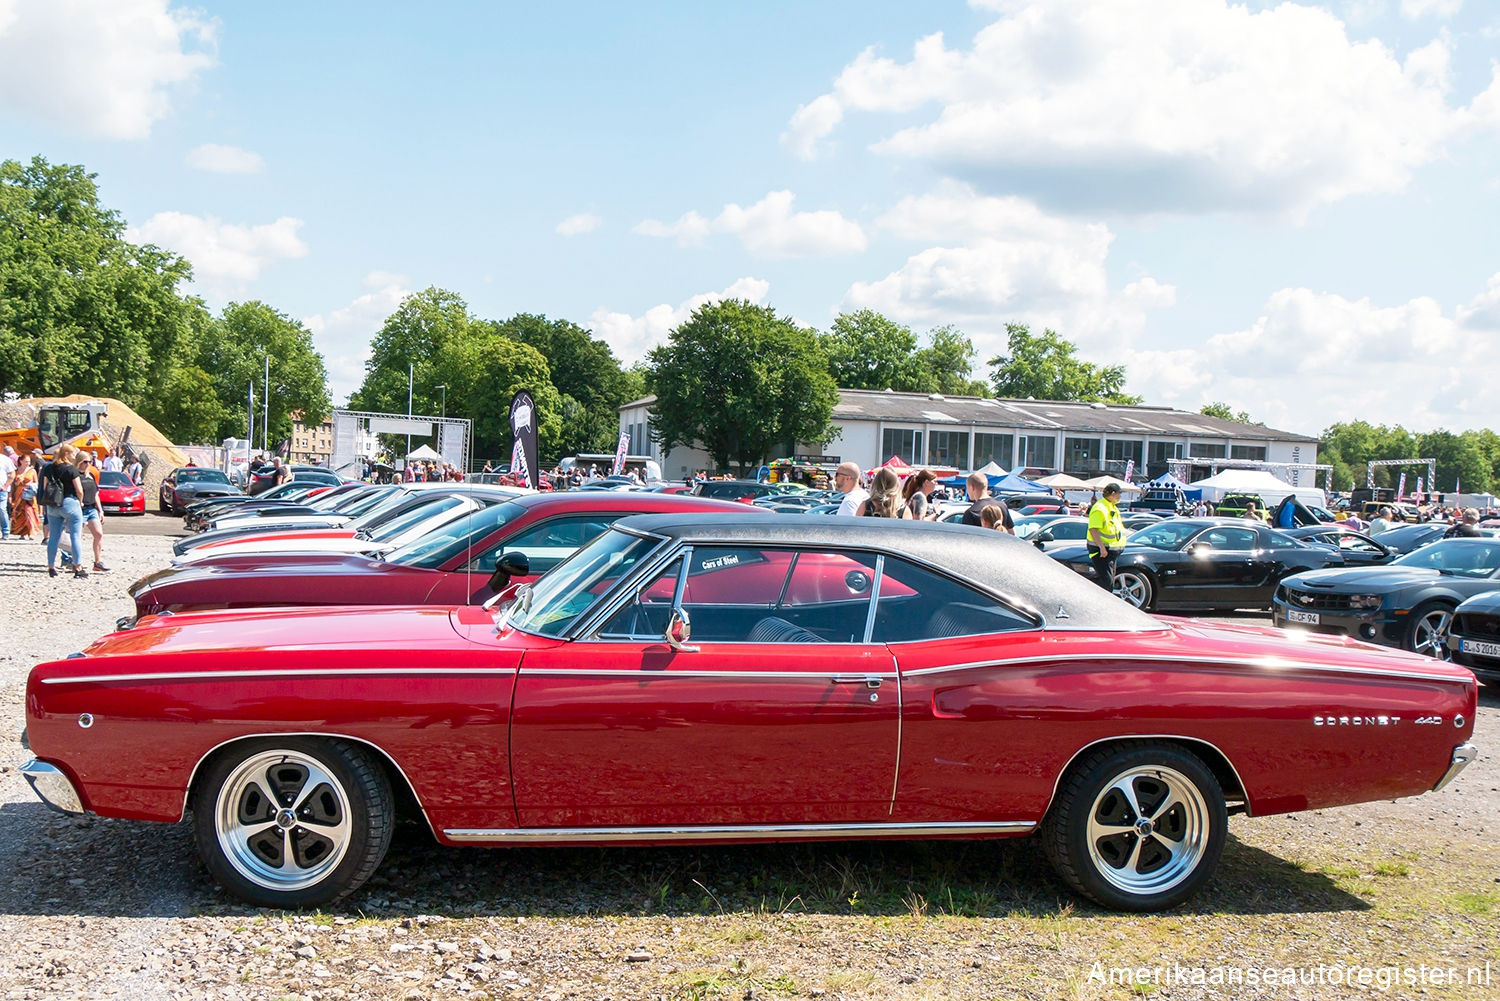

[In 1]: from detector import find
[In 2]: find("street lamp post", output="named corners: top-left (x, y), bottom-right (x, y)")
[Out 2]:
top-left (406, 363), bottom-right (413, 466)
top-left (435, 384), bottom-right (446, 419)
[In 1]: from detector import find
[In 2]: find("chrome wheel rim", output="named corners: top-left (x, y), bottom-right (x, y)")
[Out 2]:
top-left (1412, 610), bottom-right (1452, 660)
top-left (215, 750), bottom-right (353, 891)
top-left (1113, 572), bottom-right (1150, 608)
top-left (1086, 765), bottom-right (1209, 896)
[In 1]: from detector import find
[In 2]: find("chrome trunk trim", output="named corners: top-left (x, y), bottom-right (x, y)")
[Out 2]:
top-left (1432, 742), bottom-right (1478, 792)
top-left (441, 820), bottom-right (1035, 843)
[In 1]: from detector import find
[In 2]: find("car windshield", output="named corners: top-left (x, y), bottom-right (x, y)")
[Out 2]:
top-left (384, 500), bottom-right (527, 568)
top-left (1391, 540), bottom-right (1500, 578)
top-left (345, 488), bottom-right (413, 526)
top-left (177, 469), bottom-right (229, 484)
top-left (369, 495), bottom-right (474, 542)
top-left (509, 528), bottom-right (663, 637)
top-left (1126, 521), bottom-right (1203, 550)
top-left (99, 471), bottom-right (132, 487)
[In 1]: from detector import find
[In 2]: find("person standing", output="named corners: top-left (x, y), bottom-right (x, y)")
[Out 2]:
top-left (1086, 482), bottom-right (1127, 594)
top-left (858, 468), bottom-right (911, 518)
top-left (9, 453), bottom-right (41, 539)
top-left (960, 472), bottom-right (1012, 533)
top-left (901, 469), bottom-right (940, 521)
top-left (834, 462), bottom-right (869, 516)
top-left (101, 449), bottom-right (122, 474)
top-left (0, 445), bottom-right (13, 540)
top-left (1368, 506), bottom-right (1396, 535)
top-left (75, 452), bottom-right (109, 572)
top-left (42, 444), bottom-right (87, 578)
top-left (125, 452), bottom-right (144, 486)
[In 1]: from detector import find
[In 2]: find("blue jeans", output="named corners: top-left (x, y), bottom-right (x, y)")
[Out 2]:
top-left (45, 498), bottom-right (84, 569)
top-left (0, 492), bottom-right (8, 537)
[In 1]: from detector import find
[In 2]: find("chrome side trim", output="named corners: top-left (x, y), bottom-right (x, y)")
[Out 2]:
top-left (181, 731), bottom-right (434, 831)
top-left (441, 820), bottom-right (1035, 843)
top-left (889, 667), bottom-right (904, 817)
top-left (528, 669), bottom-right (899, 680)
top-left (1432, 742), bottom-right (1478, 793)
top-left (1041, 734), bottom-right (1253, 819)
top-left (21, 759), bottom-right (85, 815)
top-left (900, 652), bottom-right (1470, 685)
top-left (42, 667), bottom-right (520, 686)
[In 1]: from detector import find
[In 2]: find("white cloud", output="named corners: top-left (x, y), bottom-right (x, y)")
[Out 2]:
top-left (126, 212), bottom-right (308, 291)
top-left (586, 277), bottom-right (772, 363)
top-left (555, 212), bottom-right (603, 237)
top-left (185, 143), bottom-right (264, 174)
top-left (0, 0), bottom-right (215, 140)
top-left (636, 190), bottom-right (866, 258)
top-left (1456, 271), bottom-right (1500, 328)
top-left (847, 184), bottom-right (1172, 360)
top-left (1128, 282), bottom-right (1494, 433)
top-left (786, 0), bottom-right (1484, 217)
top-left (1401, 0), bottom-right (1462, 18)
top-left (304, 272), bottom-right (414, 405)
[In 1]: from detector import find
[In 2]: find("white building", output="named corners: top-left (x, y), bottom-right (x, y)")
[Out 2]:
top-left (620, 389), bottom-right (1321, 483)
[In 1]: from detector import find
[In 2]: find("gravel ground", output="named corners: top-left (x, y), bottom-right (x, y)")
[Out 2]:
top-left (1, 530), bottom-right (1496, 1001)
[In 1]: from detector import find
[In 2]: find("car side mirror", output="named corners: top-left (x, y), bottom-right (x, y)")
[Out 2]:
top-left (666, 606), bottom-right (699, 652)
top-left (1034, 530), bottom-right (1054, 543)
top-left (488, 550), bottom-right (530, 591)
top-left (1186, 542), bottom-right (1210, 558)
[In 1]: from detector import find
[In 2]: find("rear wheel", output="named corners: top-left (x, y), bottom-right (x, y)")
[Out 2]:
top-left (1042, 742), bottom-right (1226, 911)
top-left (1405, 602), bottom-right (1454, 660)
top-left (1113, 569), bottom-right (1154, 610)
top-left (192, 737), bottom-right (393, 907)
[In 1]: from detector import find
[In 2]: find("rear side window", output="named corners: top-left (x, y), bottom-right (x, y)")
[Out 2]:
top-left (873, 558), bottom-right (1034, 642)
top-left (476, 515), bottom-right (622, 574)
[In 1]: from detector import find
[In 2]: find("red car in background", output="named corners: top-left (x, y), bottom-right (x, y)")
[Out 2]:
top-left (126, 491), bottom-right (758, 622)
top-left (97, 471), bottom-right (145, 515)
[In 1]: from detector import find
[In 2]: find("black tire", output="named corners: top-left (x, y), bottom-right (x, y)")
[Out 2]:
top-left (1113, 568), bottom-right (1155, 610)
top-left (192, 737), bottom-right (394, 908)
top-left (1404, 601), bottom-right (1454, 660)
top-left (1042, 741), bottom-right (1227, 911)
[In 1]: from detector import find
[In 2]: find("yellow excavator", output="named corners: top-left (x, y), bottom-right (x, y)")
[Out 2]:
top-left (0, 400), bottom-right (114, 460)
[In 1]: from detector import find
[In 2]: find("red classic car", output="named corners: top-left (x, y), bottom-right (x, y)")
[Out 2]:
top-left (127, 491), bottom-right (755, 622)
top-left (97, 470), bottom-right (145, 515)
top-left (23, 517), bottom-right (1478, 911)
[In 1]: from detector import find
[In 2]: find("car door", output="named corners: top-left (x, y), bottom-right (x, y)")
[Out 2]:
top-left (1183, 525), bottom-right (1263, 605)
top-left (509, 544), bottom-right (900, 829)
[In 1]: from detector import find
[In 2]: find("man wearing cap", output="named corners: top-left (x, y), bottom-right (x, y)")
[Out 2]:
top-left (1086, 482), bottom-right (1127, 593)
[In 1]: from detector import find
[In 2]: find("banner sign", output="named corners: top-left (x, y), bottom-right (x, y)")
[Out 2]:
top-left (510, 438), bottom-right (529, 487)
top-left (369, 416), bottom-right (433, 436)
top-left (1396, 472), bottom-right (1407, 499)
top-left (508, 390), bottom-right (538, 489)
top-left (1414, 477), bottom-right (1424, 501)
top-left (1123, 459), bottom-right (1135, 484)
top-left (613, 430), bottom-right (631, 475)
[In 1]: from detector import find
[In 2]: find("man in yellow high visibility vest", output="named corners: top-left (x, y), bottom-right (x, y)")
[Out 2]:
top-left (1087, 482), bottom-right (1127, 593)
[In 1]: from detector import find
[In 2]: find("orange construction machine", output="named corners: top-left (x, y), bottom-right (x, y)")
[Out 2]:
top-left (0, 400), bottom-right (114, 460)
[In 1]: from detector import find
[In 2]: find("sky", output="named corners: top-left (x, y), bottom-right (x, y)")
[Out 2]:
top-left (2, 0), bottom-right (1498, 438)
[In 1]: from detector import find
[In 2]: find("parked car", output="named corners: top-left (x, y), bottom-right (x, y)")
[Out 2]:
top-left (160, 467), bottom-right (241, 515)
top-left (691, 479), bottom-right (783, 503)
top-left (23, 516), bottom-right (1477, 912)
top-left (1281, 526), bottom-right (1397, 566)
top-left (248, 463), bottom-right (342, 496)
top-left (97, 470), bottom-right (145, 515)
top-left (1448, 591), bottom-right (1500, 687)
top-left (1273, 537), bottom-right (1500, 658)
top-left (1369, 522), bottom-right (1448, 555)
top-left (126, 492), bottom-right (758, 622)
top-left (1014, 515), bottom-right (1090, 550)
top-left (1050, 518), bottom-right (1343, 611)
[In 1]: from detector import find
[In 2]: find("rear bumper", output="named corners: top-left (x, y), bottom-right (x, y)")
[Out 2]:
top-left (1432, 743), bottom-right (1478, 793)
top-left (20, 759), bottom-right (86, 815)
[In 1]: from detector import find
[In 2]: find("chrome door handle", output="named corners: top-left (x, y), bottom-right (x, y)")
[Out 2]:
top-left (832, 675), bottom-right (881, 689)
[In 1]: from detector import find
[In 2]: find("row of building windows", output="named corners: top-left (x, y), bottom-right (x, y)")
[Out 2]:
top-left (878, 429), bottom-right (1265, 475)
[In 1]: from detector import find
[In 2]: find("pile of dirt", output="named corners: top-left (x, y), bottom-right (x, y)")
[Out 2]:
top-left (4, 395), bottom-right (190, 506)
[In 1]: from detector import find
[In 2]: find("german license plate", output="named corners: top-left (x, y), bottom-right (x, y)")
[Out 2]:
top-left (1287, 609), bottom-right (1319, 625)
top-left (1460, 638), bottom-right (1500, 658)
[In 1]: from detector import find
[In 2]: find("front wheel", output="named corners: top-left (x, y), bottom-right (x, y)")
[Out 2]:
top-left (1042, 742), bottom-right (1227, 911)
top-left (192, 737), bottom-right (393, 907)
top-left (1113, 569), bottom-right (1154, 610)
top-left (1405, 602), bottom-right (1454, 660)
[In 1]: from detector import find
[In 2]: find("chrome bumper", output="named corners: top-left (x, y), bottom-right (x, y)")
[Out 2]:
top-left (20, 759), bottom-right (85, 815)
top-left (1432, 743), bottom-right (1478, 793)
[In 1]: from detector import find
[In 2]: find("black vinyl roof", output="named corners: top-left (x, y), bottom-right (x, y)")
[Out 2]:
top-left (612, 513), bottom-right (1162, 632)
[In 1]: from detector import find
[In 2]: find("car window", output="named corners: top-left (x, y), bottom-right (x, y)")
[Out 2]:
top-left (99, 471), bottom-right (131, 487)
top-left (386, 501), bottom-right (527, 569)
top-left (1129, 522), bottom-right (1201, 550)
top-left (873, 557), bottom-right (1034, 642)
top-left (511, 530), bottom-right (663, 638)
top-left (471, 515), bottom-right (622, 575)
top-left (598, 546), bottom-right (881, 643)
top-left (1393, 541), bottom-right (1500, 578)
top-left (1198, 527), bottom-right (1259, 551)
top-left (1266, 530), bottom-right (1307, 548)
top-left (177, 469), bottom-right (229, 484)
top-left (1336, 534), bottom-right (1382, 555)
top-left (370, 495), bottom-right (471, 541)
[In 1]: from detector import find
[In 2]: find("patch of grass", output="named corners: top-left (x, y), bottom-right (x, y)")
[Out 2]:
top-left (1450, 892), bottom-right (1494, 915)
top-left (824, 970), bottom-right (879, 993)
top-left (1321, 863), bottom-right (1361, 880)
top-left (1373, 861), bottom-right (1410, 878)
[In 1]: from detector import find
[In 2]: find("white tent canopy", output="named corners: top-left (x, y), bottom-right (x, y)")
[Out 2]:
top-left (975, 460), bottom-right (1006, 476)
top-left (1038, 472), bottom-right (1091, 489)
top-left (405, 444), bottom-right (441, 461)
top-left (1190, 469), bottom-right (1325, 508)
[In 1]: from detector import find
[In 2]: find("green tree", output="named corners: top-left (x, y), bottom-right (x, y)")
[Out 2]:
top-left (913, 325), bottom-right (988, 396)
top-left (648, 299), bottom-right (838, 474)
top-left (1416, 430), bottom-right (1490, 494)
top-left (498, 312), bottom-right (636, 457)
top-left (821, 310), bottom-right (923, 391)
top-left (0, 156), bottom-right (197, 406)
top-left (987, 324), bottom-right (1141, 403)
top-left (1200, 402), bottom-right (1253, 423)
